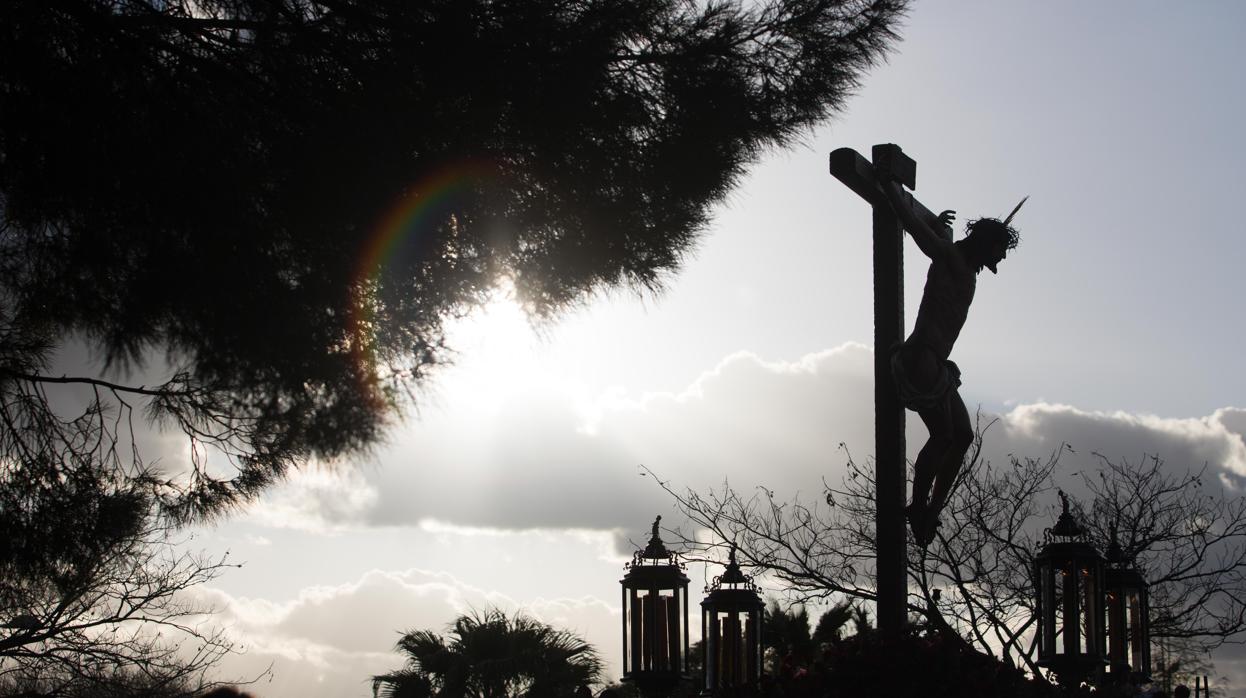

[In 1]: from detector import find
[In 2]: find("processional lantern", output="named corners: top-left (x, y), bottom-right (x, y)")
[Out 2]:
top-left (1035, 491), bottom-right (1107, 687)
top-left (621, 516), bottom-right (690, 698)
top-left (1104, 525), bottom-right (1151, 681)
top-left (700, 544), bottom-right (764, 696)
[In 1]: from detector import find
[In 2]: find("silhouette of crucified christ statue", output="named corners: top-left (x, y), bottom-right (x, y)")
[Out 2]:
top-left (880, 181), bottom-right (1024, 547)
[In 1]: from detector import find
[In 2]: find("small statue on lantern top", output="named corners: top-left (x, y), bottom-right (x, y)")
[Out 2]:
top-left (641, 516), bottom-right (668, 560)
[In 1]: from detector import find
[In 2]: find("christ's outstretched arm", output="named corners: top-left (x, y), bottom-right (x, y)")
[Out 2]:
top-left (881, 181), bottom-right (954, 259)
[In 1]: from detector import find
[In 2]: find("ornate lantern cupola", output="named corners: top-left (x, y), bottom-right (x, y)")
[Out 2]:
top-left (700, 544), bottom-right (764, 696)
top-left (1035, 491), bottom-right (1108, 687)
top-left (1104, 523), bottom-right (1151, 681)
top-left (621, 516), bottom-right (691, 698)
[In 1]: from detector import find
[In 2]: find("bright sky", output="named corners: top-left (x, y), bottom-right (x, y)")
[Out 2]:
top-left (181, 3), bottom-right (1246, 696)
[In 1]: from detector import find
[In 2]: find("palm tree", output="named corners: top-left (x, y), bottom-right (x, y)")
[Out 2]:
top-left (372, 609), bottom-right (603, 698)
top-left (763, 602), bottom-right (814, 673)
top-left (811, 600), bottom-right (855, 646)
top-left (764, 600), bottom-right (873, 674)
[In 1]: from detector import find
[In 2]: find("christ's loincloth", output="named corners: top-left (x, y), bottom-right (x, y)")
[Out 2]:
top-left (890, 342), bottom-right (962, 411)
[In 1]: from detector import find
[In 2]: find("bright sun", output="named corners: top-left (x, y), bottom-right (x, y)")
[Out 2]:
top-left (426, 282), bottom-right (613, 430)
top-left (431, 288), bottom-right (554, 413)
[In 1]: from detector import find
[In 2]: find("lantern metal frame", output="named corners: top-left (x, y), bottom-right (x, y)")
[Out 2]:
top-left (700, 545), bottom-right (764, 696)
top-left (621, 517), bottom-right (691, 698)
top-left (1034, 491), bottom-right (1107, 687)
top-left (1104, 526), bottom-right (1151, 682)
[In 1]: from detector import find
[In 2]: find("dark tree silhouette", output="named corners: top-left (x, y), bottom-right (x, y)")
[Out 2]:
top-left (0, 0), bottom-right (907, 517)
top-left (0, 668), bottom-right (252, 698)
top-left (0, 481), bottom-right (244, 696)
top-left (1, 1), bottom-right (907, 685)
top-left (371, 609), bottom-right (603, 698)
top-left (0, 346), bottom-right (265, 693)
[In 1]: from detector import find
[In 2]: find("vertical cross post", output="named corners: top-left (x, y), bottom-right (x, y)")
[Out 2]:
top-left (869, 144), bottom-right (907, 638)
top-left (829, 144), bottom-right (939, 639)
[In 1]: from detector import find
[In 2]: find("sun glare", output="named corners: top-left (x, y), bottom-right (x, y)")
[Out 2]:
top-left (432, 287), bottom-right (562, 414)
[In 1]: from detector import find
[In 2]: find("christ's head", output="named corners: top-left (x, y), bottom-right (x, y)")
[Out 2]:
top-left (962, 218), bottom-right (1020, 274)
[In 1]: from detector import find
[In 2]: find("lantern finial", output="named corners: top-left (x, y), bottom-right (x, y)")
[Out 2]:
top-left (720, 543), bottom-right (748, 585)
top-left (641, 516), bottom-right (670, 560)
top-left (1106, 519), bottom-right (1124, 565)
top-left (1050, 490), bottom-right (1084, 539)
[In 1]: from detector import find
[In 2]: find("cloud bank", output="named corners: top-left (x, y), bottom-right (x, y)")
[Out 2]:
top-left (198, 566), bottom-right (620, 697)
top-left (245, 344), bottom-right (1246, 537)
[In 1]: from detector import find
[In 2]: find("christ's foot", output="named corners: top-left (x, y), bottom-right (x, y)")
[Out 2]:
top-left (906, 502), bottom-right (940, 548)
top-left (906, 502), bottom-right (932, 547)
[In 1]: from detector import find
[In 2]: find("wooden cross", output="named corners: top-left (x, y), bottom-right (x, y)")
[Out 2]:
top-left (828, 144), bottom-right (945, 638)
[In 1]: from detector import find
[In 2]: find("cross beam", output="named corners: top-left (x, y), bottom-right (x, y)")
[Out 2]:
top-left (828, 144), bottom-right (941, 638)
top-left (828, 146), bottom-right (943, 229)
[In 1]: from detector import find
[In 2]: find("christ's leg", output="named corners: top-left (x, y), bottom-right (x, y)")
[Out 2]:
top-left (899, 344), bottom-right (948, 544)
top-left (912, 407), bottom-right (949, 509)
top-left (910, 403), bottom-right (953, 545)
top-left (927, 388), bottom-right (973, 521)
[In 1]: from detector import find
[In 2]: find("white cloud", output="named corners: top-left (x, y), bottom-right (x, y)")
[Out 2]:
top-left (242, 344), bottom-right (1245, 542)
top-left (198, 566), bottom-right (623, 698)
top-left (245, 466), bottom-right (379, 532)
top-left (992, 403), bottom-right (1246, 484)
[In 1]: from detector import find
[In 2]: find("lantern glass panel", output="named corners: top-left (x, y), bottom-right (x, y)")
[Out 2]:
top-left (625, 590), bottom-right (641, 673)
top-left (1107, 588), bottom-right (1127, 665)
top-left (1055, 561), bottom-right (1073, 655)
top-left (1082, 564), bottom-right (1101, 655)
top-left (1106, 568), bottom-right (1149, 676)
top-left (713, 611), bottom-right (744, 686)
top-left (1126, 586), bottom-right (1150, 674)
top-left (1127, 591), bottom-right (1142, 662)
top-left (627, 589), bottom-right (681, 672)
top-left (1040, 564), bottom-right (1055, 657)
top-left (1035, 496), bottom-right (1108, 684)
